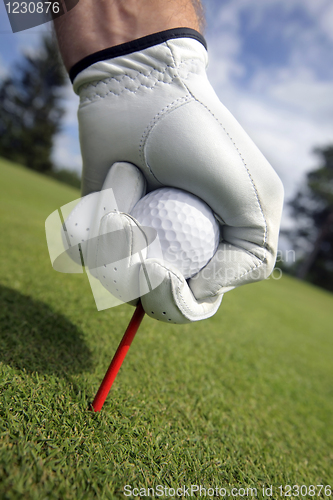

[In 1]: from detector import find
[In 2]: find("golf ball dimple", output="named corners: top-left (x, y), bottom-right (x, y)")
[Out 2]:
top-left (130, 187), bottom-right (220, 279)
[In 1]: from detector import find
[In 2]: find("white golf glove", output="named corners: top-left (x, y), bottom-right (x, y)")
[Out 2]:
top-left (67, 28), bottom-right (284, 324)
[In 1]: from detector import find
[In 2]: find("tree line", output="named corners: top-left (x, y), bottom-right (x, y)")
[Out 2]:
top-left (0, 34), bottom-right (80, 188)
top-left (284, 146), bottom-right (333, 292)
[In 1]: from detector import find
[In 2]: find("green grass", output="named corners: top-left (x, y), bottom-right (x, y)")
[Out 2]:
top-left (0, 157), bottom-right (332, 499)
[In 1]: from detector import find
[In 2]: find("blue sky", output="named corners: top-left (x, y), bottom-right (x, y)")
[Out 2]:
top-left (1, 0), bottom-right (333, 235)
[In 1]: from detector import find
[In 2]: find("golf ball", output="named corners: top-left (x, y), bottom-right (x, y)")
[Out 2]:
top-left (130, 187), bottom-right (220, 279)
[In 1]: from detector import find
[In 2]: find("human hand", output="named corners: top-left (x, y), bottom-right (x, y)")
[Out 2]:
top-left (68, 29), bottom-right (284, 323)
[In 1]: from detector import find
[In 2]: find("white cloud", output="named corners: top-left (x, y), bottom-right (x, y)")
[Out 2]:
top-left (249, 63), bottom-right (333, 122)
top-left (320, 3), bottom-right (333, 42)
top-left (204, 0), bottom-right (333, 235)
top-left (205, 82), bottom-right (332, 197)
top-left (269, 79), bottom-right (333, 123)
top-left (295, 0), bottom-right (333, 43)
top-left (206, 32), bottom-right (244, 86)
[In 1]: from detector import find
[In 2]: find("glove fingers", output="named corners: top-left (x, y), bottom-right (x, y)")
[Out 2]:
top-left (140, 259), bottom-right (222, 324)
top-left (189, 241), bottom-right (265, 300)
top-left (101, 162), bottom-right (146, 213)
top-left (90, 211), bottom-right (148, 303)
top-left (60, 192), bottom-right (100, 267)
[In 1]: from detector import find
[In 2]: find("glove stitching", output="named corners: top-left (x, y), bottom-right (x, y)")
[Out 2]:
top-left (80, 65), bottom-right (172, 89)
top-left (79, 76), bottom-right (181, 103)
top-left (213, 241), bottom-right (265, 287)
top-left (204, 103), bottom-right (268, 251)
top-left (197, 102), bottom-right (268, 278)
top-left (80, 68), bottom-right (172, 91)
top-left (80, 79), bottom-right (171, 103)
top-left (139, 95), bottom-right (193, 176)
top-left (224, 261), bottom-right (264, 287)
top-left (78, 60), bottom-right (198, 104)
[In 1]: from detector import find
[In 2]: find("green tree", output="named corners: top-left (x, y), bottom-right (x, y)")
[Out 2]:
top-left (0, 34), bottom-right (66, 173)
top-left (287, 146), bottom-right (333, 292)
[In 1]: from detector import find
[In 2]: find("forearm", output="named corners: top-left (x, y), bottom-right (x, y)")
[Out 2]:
top-left (54, 0), bottom-right (204, 72)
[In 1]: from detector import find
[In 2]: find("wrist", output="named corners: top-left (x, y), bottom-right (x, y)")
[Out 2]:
top-left (69, 28), bottom-right (207, 84)
top-left (54, 0), bottom-right (204, 72)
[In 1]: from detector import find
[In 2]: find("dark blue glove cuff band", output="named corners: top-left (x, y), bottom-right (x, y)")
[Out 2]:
top-left (69, 27), bottom-right (207, 83)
